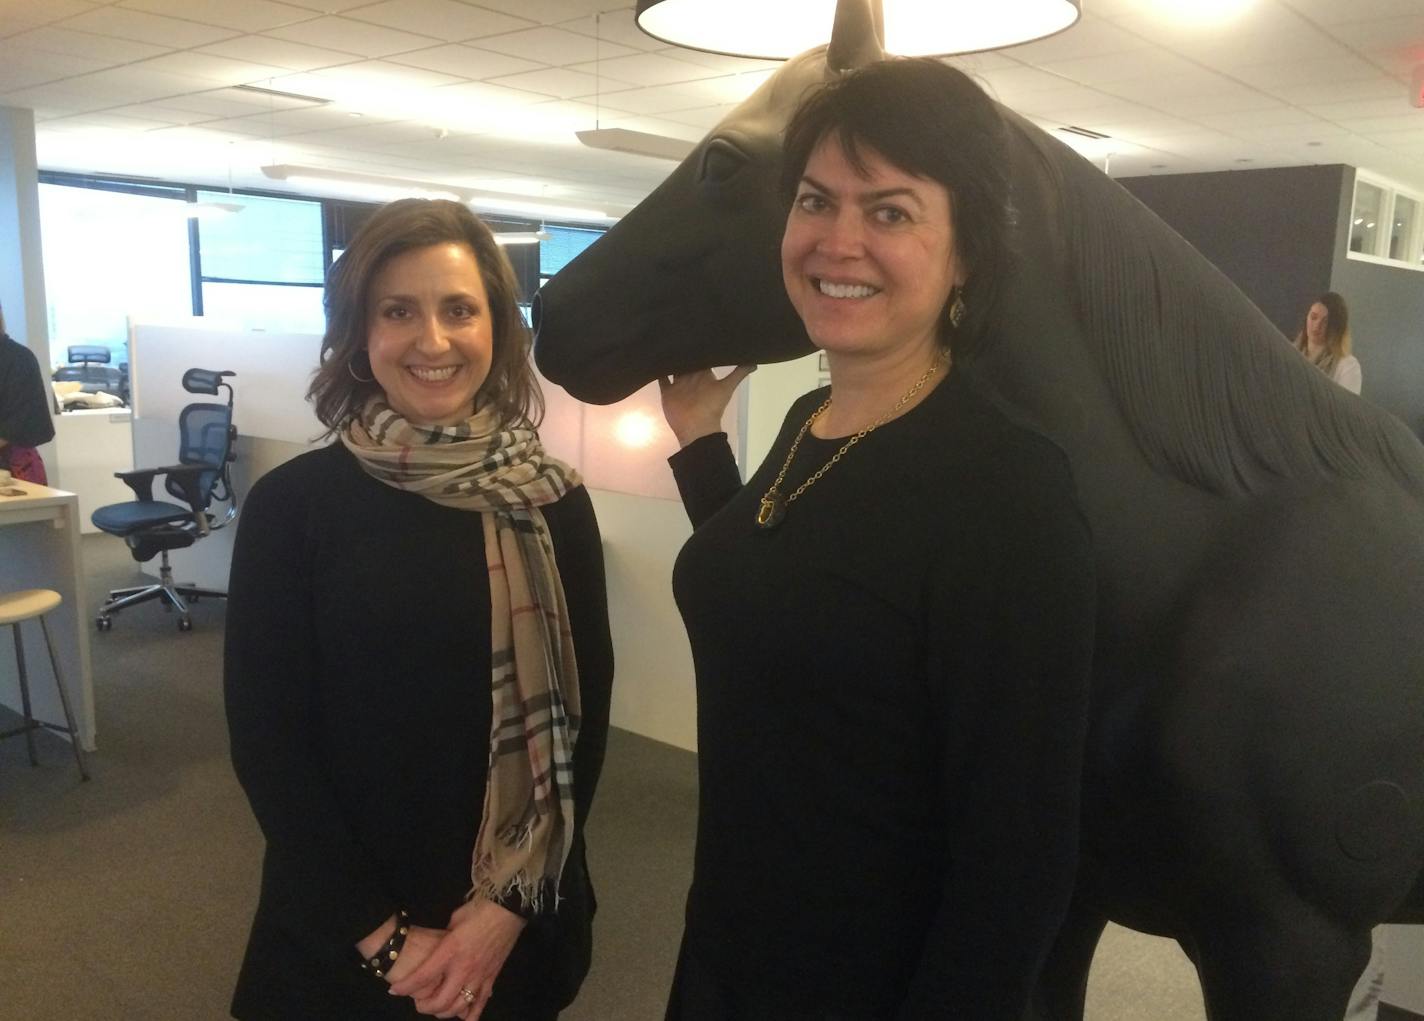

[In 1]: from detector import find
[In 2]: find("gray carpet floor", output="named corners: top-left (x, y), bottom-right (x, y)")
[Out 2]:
top-left (0, 533), bottom-right (1212, 1019)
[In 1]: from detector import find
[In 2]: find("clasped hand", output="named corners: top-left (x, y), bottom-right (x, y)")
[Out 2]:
top-left (658, 364), bottom-right (757, 448)
top-left (384, 899), bottom-right (527, 1019)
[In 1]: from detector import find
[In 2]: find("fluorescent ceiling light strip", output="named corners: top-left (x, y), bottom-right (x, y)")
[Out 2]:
top-left (260, 165), bottom-right (612, 221)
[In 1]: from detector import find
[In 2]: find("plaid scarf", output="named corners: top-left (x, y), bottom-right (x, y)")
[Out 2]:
top-left (341, 396), bottom-right (582, 914)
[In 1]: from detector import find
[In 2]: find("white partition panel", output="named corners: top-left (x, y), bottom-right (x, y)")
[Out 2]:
top-left (127, 320), bottom-right (324, 591)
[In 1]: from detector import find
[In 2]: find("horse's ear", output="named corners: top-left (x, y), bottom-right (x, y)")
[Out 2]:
top-left (827, 0), bottom-right (885, 71)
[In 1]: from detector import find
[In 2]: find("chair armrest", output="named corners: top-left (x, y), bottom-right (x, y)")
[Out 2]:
top-left (114, 464), bottom-right (209, 513)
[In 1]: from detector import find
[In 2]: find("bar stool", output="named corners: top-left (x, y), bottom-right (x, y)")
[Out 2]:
top-left (0, 589), bottom-right (90, 781)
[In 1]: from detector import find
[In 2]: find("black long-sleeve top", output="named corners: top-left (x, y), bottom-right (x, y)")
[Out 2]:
top-left (668, 369), bottom-right (1096, 1019)
top-left (0, 333), bottom-right (54, 463)
top-left (223, 442), bottom-right (613, 1020)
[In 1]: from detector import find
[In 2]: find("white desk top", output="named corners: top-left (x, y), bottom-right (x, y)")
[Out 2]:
top-left (0, 478), bottom-right (79, 516)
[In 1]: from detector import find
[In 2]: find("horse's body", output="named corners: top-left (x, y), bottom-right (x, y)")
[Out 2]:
top-left (532, 41), bottom-right (1424, 1021)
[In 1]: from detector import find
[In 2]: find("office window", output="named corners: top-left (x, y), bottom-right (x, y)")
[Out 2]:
top-left (1348, 176), bottom-right (1424, 269)
top-left (195, 191), bottom-right (325, 332)
top-left (1390, 195), bottom-right (1418, 262)
top-left (38, 182), bottom-right (195, 368)
top-left (1350, 181), bottom-right (1384, 256)
top-left (540, 225), bottom-right (606, 282)
top-left (196, 191), bottom-right (324, 283)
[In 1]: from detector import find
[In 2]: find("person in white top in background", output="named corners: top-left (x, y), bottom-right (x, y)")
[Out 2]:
top-left (1295, 291), bottom-right (1362, 394)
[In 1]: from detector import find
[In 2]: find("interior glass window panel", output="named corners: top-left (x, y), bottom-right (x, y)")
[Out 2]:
top-left (1389, 194), bottom-right (1417, 262)
top-left (39, 183), bottom-right (194, 368)
top-left (200, 281), bottom-right (326, 334)
top-left (1350, 181), bottom-right (1384, 255)
top-left (540, 225), bottom-right (606, 279)
top-left (197, 191), bottom-right (324, 284)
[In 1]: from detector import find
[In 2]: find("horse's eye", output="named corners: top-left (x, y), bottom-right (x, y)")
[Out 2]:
top-left (699, 138), bottom-right (747, 185)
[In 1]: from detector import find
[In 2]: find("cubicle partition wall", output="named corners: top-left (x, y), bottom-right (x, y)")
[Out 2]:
top-left (127, 320), bottom-right (323, 592)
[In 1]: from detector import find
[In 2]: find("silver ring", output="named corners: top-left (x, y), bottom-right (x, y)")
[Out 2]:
top-left (461, 987), bottom-right (476, 1004)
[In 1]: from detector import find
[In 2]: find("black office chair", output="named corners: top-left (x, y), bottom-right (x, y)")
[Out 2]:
top-left (91, 369), bottom-right (238, 633)
top-left (52, 345), bottom-right (127, 403)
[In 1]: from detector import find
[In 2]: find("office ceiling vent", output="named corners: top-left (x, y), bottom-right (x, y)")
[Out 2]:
top-left (1058, 125), bottom-right (1112, 140)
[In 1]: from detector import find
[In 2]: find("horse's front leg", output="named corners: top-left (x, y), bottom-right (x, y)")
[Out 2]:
top-left (1027, 896), bottom-right (1107, 1021)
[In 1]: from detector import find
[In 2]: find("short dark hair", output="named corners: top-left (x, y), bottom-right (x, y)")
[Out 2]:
top-left (780, 57), bottom-right (1012, 350)
top-left (308, 198), bottom-right (542, 432)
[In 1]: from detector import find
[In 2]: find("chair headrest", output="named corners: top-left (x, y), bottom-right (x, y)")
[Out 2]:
top-left (67, 345), bottom-right (111, 365)
top-left (182, 368), bottom-right (236, 395)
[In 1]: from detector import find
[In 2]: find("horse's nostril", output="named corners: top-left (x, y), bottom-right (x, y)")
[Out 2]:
top-left (530, 291), bottom-right (545, 336)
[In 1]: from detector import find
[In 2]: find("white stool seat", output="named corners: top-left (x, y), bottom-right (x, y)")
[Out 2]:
top-left (0, 589), bottom-right (62, 625)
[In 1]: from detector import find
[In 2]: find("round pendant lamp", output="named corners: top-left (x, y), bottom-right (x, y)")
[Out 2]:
top-left (634, 0), bottom-right (1081, 60)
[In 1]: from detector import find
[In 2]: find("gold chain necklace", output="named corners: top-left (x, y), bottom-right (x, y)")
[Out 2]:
top-left (755, 349), bottom-right (948, 530)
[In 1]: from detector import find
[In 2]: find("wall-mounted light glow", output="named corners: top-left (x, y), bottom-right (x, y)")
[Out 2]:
top-left (613, 409), bottom-right (661, 449)
top-left (635, 0), bottom-right (1081, 59)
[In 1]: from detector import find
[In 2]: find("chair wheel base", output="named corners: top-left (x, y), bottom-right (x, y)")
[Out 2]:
top-left (95, 616), bottom-right (112, 632)
top-left (178, 617), bottom-right (192, 632)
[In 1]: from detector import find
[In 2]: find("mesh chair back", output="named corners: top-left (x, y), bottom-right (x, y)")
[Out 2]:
top-left (168, 402), bottom-right (233, 507)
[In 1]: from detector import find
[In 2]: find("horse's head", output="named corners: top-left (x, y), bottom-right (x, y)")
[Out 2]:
top-left (532, 47), bottom-right (854, 404)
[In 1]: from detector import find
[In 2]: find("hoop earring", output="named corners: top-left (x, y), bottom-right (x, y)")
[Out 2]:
top-left (348, 356), bottom-right (374, 383)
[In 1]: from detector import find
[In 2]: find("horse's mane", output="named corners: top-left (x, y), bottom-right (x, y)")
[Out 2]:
top-left (1010, 115), bottom-right (1424, 499)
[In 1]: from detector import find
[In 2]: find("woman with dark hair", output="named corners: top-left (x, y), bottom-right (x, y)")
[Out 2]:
top-left (658, 58), bottom-right (1096, 1019)
top-left (1294, 291), bottom-right (1361, 394)
top-left (224, 199), bottom-right (613, 1021)
top-left (0, 302), bottom-right (55, 484)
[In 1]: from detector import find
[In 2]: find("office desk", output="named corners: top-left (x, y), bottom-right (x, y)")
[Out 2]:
top-left (0, 479), bottom-right (95, 750)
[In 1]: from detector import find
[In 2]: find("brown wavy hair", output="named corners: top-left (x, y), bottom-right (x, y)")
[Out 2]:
top-left (308, 198), bottom-right (542, 433)
top-left (1293, 291), bottom-right (1352, 367)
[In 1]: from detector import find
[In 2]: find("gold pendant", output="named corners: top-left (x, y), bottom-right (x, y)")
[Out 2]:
top-left (756, 492), bottom-right (786, 530)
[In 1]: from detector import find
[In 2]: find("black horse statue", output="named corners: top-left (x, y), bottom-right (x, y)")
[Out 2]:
top-left (532, 9), bottom-right (1424, 1020)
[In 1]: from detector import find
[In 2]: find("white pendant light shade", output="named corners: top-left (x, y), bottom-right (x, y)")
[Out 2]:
top-left (635, 0), bottom-right (1081, 59)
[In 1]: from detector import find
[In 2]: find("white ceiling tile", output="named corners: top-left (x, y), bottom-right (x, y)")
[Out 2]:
top-left (107, 102), bottom-right (223, 125)
top-left (488, 66), bottom-right (603, 99)
top-left (0, 0), bottom-right (99, 35)
top-left (1324, 14), bottom-right (1424, 52)
top-left (1282, 0), bottom-right (1424, 27)
top-left (1164, 88), bottom-right (1289, 117)
top-left (1345, 114), bottom-right (1424, 135)
top-left (385, 43), bottom-right (544, 79)
top-left (570, 51), bottom-right (726, 88)
top-left (47, 110), bottom-right (175, 131)
top-left (467, 0), bottom-right (610, 25)
top-left (344, 0), bottom-right (534, 41)
top-left (195, 35), bottom-right (362, 70)
top-left (593, 81), bottom-right (735, 117)
top-left (557, 8), bottom-right (666, 52)
top-left (0, 40), bottom-right (114, 87)
top-left (265, 16), bottom-right (442, 58)
top-left (118, 0), bottom-right (313, 32)
top-left (1230, 54), bottom-right (1384, 90)
top-left (1306, 98), bottom-right (1424, 122)
top-left (471, 26), bottom-right (637, 65)
top-left (136, 53), bottom-right (294, 86)
top-left (1196, 106), bottom-right (1326, 131)
top-left (7, 26), bottom-right (168, 62)
top-left (267, 0), bottom-right (371, 10)
top-left (60, 7), bottom-right (241, 48)
top-left (1001, 18), bottom-right (1149, 64)
top-left (1038, 48), bottom-right (1203, 86)
top-left (309, 60), bottom-right (464, 91)
top-left (657, 104), bottom-right (736, 131)
top-left (653, 47), bottom-right (781, 74)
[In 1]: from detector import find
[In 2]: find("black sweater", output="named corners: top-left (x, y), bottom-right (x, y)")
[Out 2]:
top-left (0, 332), bottom-right (54, 464)
top-left (668, 370), bottom-right (1096, 1019)
top-left (224, 442), bottom-right (613, 1019)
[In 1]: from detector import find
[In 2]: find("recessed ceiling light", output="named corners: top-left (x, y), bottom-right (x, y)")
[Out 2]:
top-left (1306, 141), bottom-right (1322, 147)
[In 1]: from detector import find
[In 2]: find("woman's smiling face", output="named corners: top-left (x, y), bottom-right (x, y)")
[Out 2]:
top-left (780, 135), bottom-right (963, 361)
top-left (365, 242), bottom-right (494, 426)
